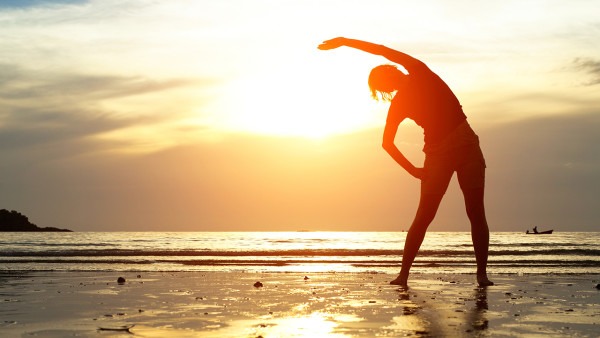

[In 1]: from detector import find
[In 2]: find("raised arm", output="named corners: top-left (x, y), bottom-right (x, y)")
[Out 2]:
top-left (318, 37), bottom-right (426, 73)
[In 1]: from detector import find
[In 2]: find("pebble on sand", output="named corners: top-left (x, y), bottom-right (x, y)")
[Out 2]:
top-left (595, 283), bottom-right (600, 289)
top-left (98, 324), bottom-right (135, 332)
top-left (117, 277), bottom-right (126, 284)
top-left (253, 281), bottom-right (263, 288)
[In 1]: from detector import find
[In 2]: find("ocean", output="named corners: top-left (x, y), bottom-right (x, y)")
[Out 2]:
top-left (1, 232), bottom-right (599, 275)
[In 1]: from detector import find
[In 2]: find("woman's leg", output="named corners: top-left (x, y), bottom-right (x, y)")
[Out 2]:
top-left (457, 143), bottom-right (493, 286)
top-left (462, 186), bottom-right (493, 286)
top-left (391, 152), bottom-right (453, 287)
top-left (390, 192), bottom-right (445, 287)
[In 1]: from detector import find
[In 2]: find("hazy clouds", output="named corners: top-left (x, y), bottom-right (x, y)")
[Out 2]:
top-left (1, 111), bottom-right (598, 231)
top-left (572, 58), bottom-right (600, 86)
top-left (1, 0), bottom-right (599, 231)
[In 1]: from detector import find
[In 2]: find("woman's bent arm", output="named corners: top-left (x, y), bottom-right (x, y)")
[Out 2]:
top-left (382, 118), bottom-right (423, 179)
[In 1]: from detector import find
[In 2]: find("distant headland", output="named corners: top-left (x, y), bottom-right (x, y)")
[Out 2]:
top-left (0, 209), bottom-right (72, 232)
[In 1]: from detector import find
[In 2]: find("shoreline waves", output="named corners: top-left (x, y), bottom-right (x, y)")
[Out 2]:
top-left (1, 232), bottom-right (599, 275)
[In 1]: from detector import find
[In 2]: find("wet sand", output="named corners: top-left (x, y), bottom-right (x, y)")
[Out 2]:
top-left (1, 271), bottom-right (598, 337)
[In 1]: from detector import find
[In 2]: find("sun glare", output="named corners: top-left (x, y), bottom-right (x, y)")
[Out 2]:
top-left (216, 54), bottom-right (384, 139)
top-left (264, 313), bottom-right (347, 337)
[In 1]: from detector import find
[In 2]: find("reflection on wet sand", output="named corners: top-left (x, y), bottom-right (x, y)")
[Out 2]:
top-left (203, 281), bottom-right (438, 337)
top-left (385, 289), bottom-right (432, 336)
top-left (467, 287), bottom-right (489, 333)
top-left (386, 282), bottom-right (491, 337)
top-left (3, 272), bottom-right (598, 337)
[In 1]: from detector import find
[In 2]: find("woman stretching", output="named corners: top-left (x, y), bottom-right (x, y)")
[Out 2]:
top-left (318, 37), bottom-right (493, 288)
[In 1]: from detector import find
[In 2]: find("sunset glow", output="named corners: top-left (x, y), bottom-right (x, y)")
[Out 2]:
top-left (217, 55), bottom-right (385, 139)
top-left (0, 0), bottom-right (599, 231)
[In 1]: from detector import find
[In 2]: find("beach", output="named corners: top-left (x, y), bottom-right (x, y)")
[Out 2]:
top-left (1, 271), bottom-right (598, 337)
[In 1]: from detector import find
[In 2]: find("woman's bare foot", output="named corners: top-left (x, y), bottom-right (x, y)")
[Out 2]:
top-left (390, 276), bottom-right (408, 289)
top-left (477, 275), bottom-right (494, 287)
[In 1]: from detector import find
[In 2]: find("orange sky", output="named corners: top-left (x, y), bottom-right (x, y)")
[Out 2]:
top-left (0, 0), bottom-right (599, 231)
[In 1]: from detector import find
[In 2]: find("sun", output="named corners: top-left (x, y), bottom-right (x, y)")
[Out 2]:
top-left (215, 54), bottom-right (385, 139)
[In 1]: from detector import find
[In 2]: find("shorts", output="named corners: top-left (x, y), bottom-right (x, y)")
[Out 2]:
top-left (421, 121), bottom-right (486, 195)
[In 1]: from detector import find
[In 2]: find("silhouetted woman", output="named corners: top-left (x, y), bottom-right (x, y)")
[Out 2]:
top-left (319, 37), bottom-right (493, 288)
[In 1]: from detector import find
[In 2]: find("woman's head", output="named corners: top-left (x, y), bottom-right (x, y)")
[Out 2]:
top-left (368, 64), bottom-right (406, 101)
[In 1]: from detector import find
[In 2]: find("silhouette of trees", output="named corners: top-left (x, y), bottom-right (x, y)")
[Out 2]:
top-left (0, 209), bottom-right (71, 232)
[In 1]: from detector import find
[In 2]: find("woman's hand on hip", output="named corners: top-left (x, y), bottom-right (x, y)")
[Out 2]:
top-left (409, 167), bottom-right (425, 180)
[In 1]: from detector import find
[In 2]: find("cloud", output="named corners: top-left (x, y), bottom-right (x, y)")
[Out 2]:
top-left (0, 64), bottom-right (199, 101)
top-left (0, 107), bottom-right (133, 149)
top-left (0, 63), bottom-right (208, 160)
top-left (0, 0), bottom-right (86, 9)
top-left (572, 58), bottom-right (600, 86)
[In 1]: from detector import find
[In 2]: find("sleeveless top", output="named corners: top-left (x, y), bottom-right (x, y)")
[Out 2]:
top-left (388, 67), bottom-right (467, 151)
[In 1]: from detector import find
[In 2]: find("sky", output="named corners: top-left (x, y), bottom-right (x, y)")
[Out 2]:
top-left (0, 0), bottom-right (599, 232)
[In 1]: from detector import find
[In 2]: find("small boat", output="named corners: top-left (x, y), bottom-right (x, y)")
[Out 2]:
top-left (526, 228), bottom-right (553, 234)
